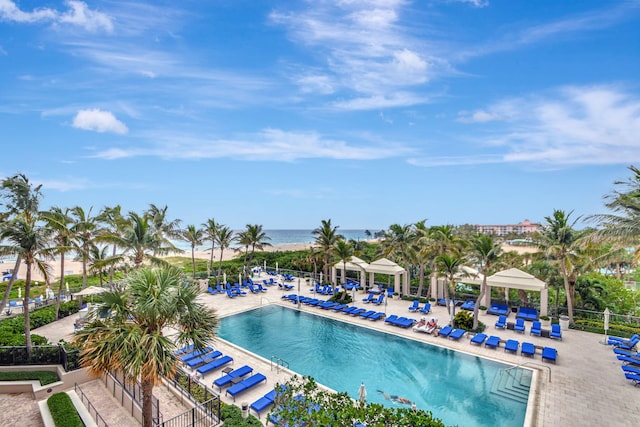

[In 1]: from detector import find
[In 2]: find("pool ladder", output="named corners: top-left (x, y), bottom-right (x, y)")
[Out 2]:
top-left (271, 355), bottom-right (289, 373)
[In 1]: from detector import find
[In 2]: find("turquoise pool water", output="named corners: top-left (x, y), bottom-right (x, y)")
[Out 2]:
top-left (218, 305), bottom-right (528, 427)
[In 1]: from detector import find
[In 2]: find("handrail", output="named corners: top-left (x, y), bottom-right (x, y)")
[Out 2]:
top-left (504, 361), bottom-right (551, 383)
top-left (271, 355), bottom-right (289, 372)
top-left (74, 382), bottom-right (110, 427)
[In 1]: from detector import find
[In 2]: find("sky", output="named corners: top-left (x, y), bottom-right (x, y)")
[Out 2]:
top-left (1, 0), bottom-right (640, 230)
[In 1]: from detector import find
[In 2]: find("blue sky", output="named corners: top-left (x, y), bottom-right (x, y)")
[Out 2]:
top-left (1, 0), bottom-right (640, 230)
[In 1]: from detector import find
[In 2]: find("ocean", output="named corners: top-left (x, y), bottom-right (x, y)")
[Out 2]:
top-left (173, 229), bottom-right (374, 251)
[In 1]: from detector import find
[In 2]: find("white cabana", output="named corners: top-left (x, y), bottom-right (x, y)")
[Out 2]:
top-left (366, 258), bottom-right (409, 296)
top-left (484, 268), bottom-right (549, 316)
top-left (429, 266), bottom-right (484, 300)
top-left (331, 256), bottom-right (370, 287)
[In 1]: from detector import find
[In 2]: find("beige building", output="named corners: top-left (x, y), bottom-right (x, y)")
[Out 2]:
top-left (475, 219), bottom-right (540, 236)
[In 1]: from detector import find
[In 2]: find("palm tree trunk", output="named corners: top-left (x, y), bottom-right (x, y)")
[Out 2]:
top-left (0, 257), bottom-right (22, 314)
top-left (55, 254), bottom-right (65, 320)
top-left (473, 275), bottom-right (487, 330)
top-left (416, 264), bottom-right (424, 296)
top-left (209, 242), bottom-right (215, 277)
top-left (191, 245), bottom-right (196, 279)
top-left (560, 261), bottom-right (574, 323)
top-left (24, 262), bottom-right (33, 357)
top-left (109, 244), bottom-right (117, 284)
top-left (141, 379), bottom-right (154, 427)
top-left (217, 248), bottom-right (225, 285)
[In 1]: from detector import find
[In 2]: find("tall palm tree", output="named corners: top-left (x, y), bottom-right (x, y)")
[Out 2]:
top-left (146, 204), bottom-right (182, 256)
top-left (422, 225), bottom-right (460, 300)
top-left (182, 225), bottom-right (204, 279)
top-left (0, 214), bottom-right (50, 354)
top-left (0, 173), bottom-right (43, 314)
top-left (98, 205), bottom-right (126, 285)
top-left (535, 209), bottom-right (584, 323)
top-left (244, 224), bottom-right (271, 268)
top-left (70, 206), bottom-right (101, 292)
top-left (108, 212), bottom-right (170, 269)
top-left (215, 226), bottom-right (234, 284)
top-left (40, 206), bottom-right (75, 319)
top-left (202, 218), bottom-right (218, 276)
top-left (312, 219), bottom-right (342, 282)
top-left (434, 250), bottom-right (467, 323)
top-left (332, 239), bottom-right (354, 286)
top-left (74, 267), bottom-right (218, 427)
top-left (468, 234), bottom-right (502, 329)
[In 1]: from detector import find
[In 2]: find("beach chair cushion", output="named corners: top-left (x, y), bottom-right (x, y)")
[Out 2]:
top-left (226, 373), bottom-right (267, 401)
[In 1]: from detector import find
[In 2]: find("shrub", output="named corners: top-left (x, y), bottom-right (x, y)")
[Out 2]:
top-left (453, 311), bottom-right (473, 330)
top-left (47, 392), bottom-right (84, 427)
top-left (0, 370), bottom-right (59, 385)
top-left (220, 403), bottom-right (263, 426)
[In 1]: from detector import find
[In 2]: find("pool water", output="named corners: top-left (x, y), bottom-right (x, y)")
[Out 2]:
top-left (218, 305), bottom-right (528, 427)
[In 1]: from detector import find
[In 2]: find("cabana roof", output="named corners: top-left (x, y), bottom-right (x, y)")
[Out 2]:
top-left (366, 258), bottom-right (405, 274)
top-left (487, 267), bottom-right (546, 291)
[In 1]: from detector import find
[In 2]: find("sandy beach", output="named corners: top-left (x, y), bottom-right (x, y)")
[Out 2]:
top-left (3, 242), bottom-right (537, 283)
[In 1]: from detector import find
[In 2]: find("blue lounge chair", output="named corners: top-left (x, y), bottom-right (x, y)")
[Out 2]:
top-left (362, 293), bottom-right (375, 303)
top-left (541, 347), bottom-right (557, 364)
top-left (196, 355), bottom-right (233, 375)
top-left (213, 365), bottom-right (253, 390)
top-left (470, 333), bottom-right (487, 345)
top-left (530, 321), bottom-right (542, 336)
top-left (179, 347), bottom-right (213, 362)
top-left (359, 310), bottom-right (376, 319)
top-left (517, 307), bottom-right (539, 321)
top-left (319, 301), bottom-right (338, 309)
top-left (408, 300), bottom-right (420, 312)
top-left (250, 389), bottom-right (277, 417)
top-left (372, 294), bottom-right (385, 305)
top-left (608, 333), bottom-right (639, 345)
top-left (449, 328), bottom-right (466, 340)
top-left (550, 324), bottom-right (563, 341)
top-left (613, 348), bottom-right (639, 357)
top-left (207, 286), bottom-right (218, 295)
top-left (368, 312), bottom-right (385, 321)
top-left (225, 289), bottom-right (237, 298)
top-left (257, 283), bottom-right (268, 292)
top-left (185, 350), bottom-right (222, 368)
top-left (514, 318), bottom-right (526, 333)
top-left (461, 300), bottom-right (475, 311)
top-left (437, 298), bottom-right (447, 306)
top-left (384, 314), bottom-right (399, 325)
top-left (174, 344), bottom-right (194, 355)
top-left (226, 373), bottom-right (268, 401)
top-left (331, 303), bottom-right (348, 312)
top-left (495, 315), bottom-right (507, 329)
top-left (438, 326), bottom-right (453, 337)
top-left (505, 339), bottom-right (519, 353)
top-left (396, 317), bottom-right (416, 328)
top-left (615, 336), bottom-right (639, 350)
top-left (625, 372), bottom-right (640, 386)
top-left (419, 303), bottom-right (431, 314)
top-left (342, 306), bottom-right (359, 314)
top-left (521, 342), bottom-right (536, 357)
top-left (617, 355), bottom-right (640, 366)
top-left (350, 308), bottom-right (367, 316)
top-left (485, 336), bottom-right (501, 349)
top-left (487, 303), bottom-right (509, 316)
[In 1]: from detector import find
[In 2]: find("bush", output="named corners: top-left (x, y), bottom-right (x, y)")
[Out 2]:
top-left (47, 392), bottom-right (84, 427)
top-left (0, 301), bottom-right (80, 346)
top-left (453, 310), bottom-right (473, 330)
top-left (0, 370), bottom-right (59, 385)
top-left (220, 403), bottom-right (263, 426)
top-left (572, 319), bottom-right (638, 337)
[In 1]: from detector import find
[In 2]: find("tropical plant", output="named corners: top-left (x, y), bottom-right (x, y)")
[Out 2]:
top-left (215, 225), bottom-right (234, 284)
top-left (434, 250), bottom-right (467, 321)
top-left (181, 224), bottom-right (204, 278)
top-left (146, 204), bottom-right (182, 256)
top-left (468, 234), bottom-right (501, 329)
top-left (332, 239), bottom-right (354, 286)
top-left (312, 219), bottom-right (342, 281)
top-left (73, 267), bottom-right (218, 427)
top-left (201, 218), bottom-right (218, 276)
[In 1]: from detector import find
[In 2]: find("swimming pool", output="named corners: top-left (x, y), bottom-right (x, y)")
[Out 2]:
top-left (218, 305), bottom-right (529, 427)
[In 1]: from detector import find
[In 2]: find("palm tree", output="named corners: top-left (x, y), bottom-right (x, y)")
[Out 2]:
top-left (98, 205), bottom-right (126, 284)
top-left (202, 218), bottom-right (218, 277)
top-left (332, 239), bottom-right (354, 286)
top-left (182, 225), bottom-right (204, 278)
top-left (88, 245), bottom-right (114, 286)
top-left (312, 219), bottom-right (342, 282)
top-left (110, 212), bottom-right (171, 269)
top-left (74, 267), bottom-right (218, 427)
top-left (70, 206), bottom-right (101, 293)
top-left (146, 204), bottom-right (182, 256)
top-left (0, 214), bottom-right (50, 354)
top-left (0, 173), bottom-right (43, 314)
top-left (535, 209), bottom-right (584, 323)
top-left (468, 234), bottom-right (502, 329)
top-left (215, 226), bottom-right (234, 284)
top-left (434, 250), bottom-right (467, 323)
top-left (40, 206), bottom-right (75, 319)
top-left (244, 224), bottom-right (271, 269)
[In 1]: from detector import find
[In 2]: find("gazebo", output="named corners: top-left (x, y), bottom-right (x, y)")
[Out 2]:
top-left (483, 268), bottom-right (549, 316)
top-left (331, 256), bottom-right (370, 287)
top-left (331, 257), bottom-right (409, 295)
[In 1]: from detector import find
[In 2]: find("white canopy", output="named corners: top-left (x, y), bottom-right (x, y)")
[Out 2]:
top-left (487, 268), bottom-right (546, 291)
top-left (367, 258), bottom-right (405, 274)
top-left (74, 286), bottom-right (106, 297)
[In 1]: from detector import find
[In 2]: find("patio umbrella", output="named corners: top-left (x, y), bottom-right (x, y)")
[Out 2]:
top-left (357, 382), bottom-right (367, 404)
top-left (238, 273), bottom-right (242, 286)
top-left (604, 307), bottom-right (610, 343)
top-left (65, 282), bottom-right (70, 294)
top-left (223, 272), bottom-right (227, 284)
top-left (449, 299), bottom-right (455, 326)
top-left (18, 287), bottom-right (21, 299)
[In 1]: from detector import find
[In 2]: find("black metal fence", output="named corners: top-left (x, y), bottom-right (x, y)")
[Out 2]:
top-left (0, 344), bottom-right (80, 371)
top-left (159, 397), bottom-right (219, 427)
top-left (163, 367), bottom-right (220, 426)
top-left (106, 370), bottom-right (160, 425)
top-left (74, 382), bottom-right (109, 427)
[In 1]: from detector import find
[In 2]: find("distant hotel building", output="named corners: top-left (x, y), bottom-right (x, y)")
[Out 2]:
top-left (475, 219), bottom-right (540, 236)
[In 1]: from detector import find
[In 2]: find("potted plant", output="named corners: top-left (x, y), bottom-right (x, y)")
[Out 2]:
top-left (540, 315), bottom-right (551, 327)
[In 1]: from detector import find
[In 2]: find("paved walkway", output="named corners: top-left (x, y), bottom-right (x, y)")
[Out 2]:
top-left (17, 275), bottom-right (640, 427)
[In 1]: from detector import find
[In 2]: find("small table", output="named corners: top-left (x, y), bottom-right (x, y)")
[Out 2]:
top-left (540, 329), bottom-right (550, 338)
top-left (230, 376), bottom-right (243, 384)
top-left (506, 322), bottom-right (515, 330)
top-left (221, 367), bottom-right (234, 375)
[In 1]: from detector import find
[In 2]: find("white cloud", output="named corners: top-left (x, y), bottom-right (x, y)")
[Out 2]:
top-left (90, 128), bottom-right (413, 161)
top-left (0, 0), bottom-right (113, 32)
top-left (72, 109), bottom-right (129, 134)
top-left (448, 0), bottom-right (489, 8)
top-left (445, 85), bottom-right (640, 167)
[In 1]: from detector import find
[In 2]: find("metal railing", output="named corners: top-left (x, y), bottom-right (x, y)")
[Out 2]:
top-left (105, 370), bottom-right (160, 425)
top-left (158, 397), bottom-right (219, 427)
top-left (0, 344), bottom-right (80, 372)
top-left (271, 355), bottom-right (289, 372)
top-left (163, 367), bottom-right (220, 426)
top-left (74, 382), bottom-right (109, 427)
top-left (504, 361), bottom-right (552, 383)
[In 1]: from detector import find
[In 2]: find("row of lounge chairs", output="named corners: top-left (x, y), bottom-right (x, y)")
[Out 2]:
top-left (485, 303), bottom-right (540, 321)
top-left (177, 346), bottom-right (235, 375)
top-left (362, 293), bottom-right (385, 305)
top-left (470, 333), bottom-right (558, 362)
top-left (281, 294), bottom-right (387, 320)
top-left (494, 316), bottom-right (563, 340)
top-left (384, 314), bottom-right (416, 328)
top-left (609, 334), bottom-right (640, 386)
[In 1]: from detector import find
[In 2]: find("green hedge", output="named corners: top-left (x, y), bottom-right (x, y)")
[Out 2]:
top-left (221, 404), bottom-right (263, 426)
top-left (0, 370), bottom-right (59, 385)
top-left (572, 319), bottom-right (639, 337)
top-left (0, 301), bottom-right (80, 346)
top-left (47, 392), bottom-right (84, 427)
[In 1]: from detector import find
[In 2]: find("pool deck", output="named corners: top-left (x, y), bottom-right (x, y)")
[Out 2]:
top-left (28, 278), bottom-right (639, 426)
